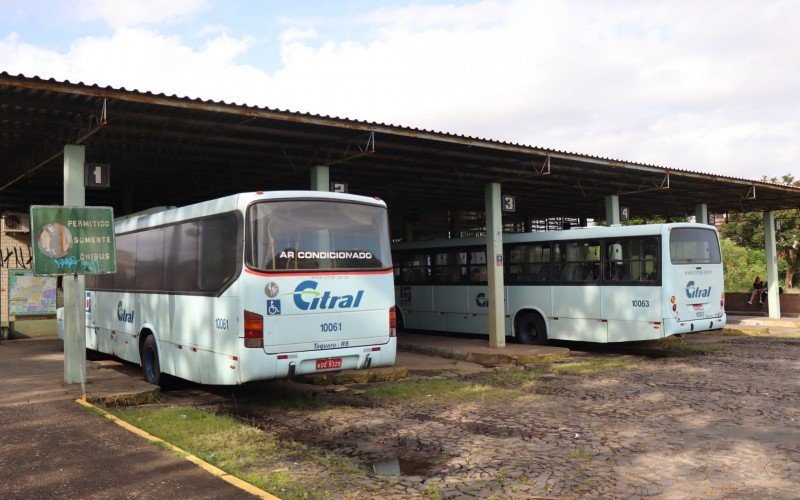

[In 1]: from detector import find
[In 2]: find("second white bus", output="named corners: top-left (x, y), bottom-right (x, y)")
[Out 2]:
top-left (85, 191), bottom-right (397, 385)
top-left (392, 223), bottom-right (726, 344)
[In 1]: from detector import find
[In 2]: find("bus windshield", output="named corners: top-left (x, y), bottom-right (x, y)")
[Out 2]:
top-left (669, 227), bottom-right (721, 264)
top-left (246, 200), bottom-right (392, 271)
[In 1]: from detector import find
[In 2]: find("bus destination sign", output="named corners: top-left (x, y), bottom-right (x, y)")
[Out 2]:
top-left (30, 206), bottom-right (117, 276)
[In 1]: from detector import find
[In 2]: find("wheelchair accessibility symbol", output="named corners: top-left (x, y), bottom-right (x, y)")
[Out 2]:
top-left (267, 299), bottom-right (281, 316)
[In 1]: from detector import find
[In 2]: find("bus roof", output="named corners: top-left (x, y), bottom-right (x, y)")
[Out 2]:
top-left (392, 223), bottom-right (719, 251)
top-left (115, 191), bottom-right (387, 233)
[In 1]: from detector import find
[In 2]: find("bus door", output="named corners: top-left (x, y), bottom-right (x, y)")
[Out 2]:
top-left (602, 238), bottom-right (662, 342)
top-left (396, 251), bottom-right (439, 330)
top-left (458, 249), bottom-right (488, 334)
top-left (428, 250), bottom-right (468, 333)
top-left (550, 240), bottom-right (606, 342)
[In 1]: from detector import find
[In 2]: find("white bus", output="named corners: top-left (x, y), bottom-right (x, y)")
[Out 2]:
top-left (392, 223), bottom-right (725, 344)
top-left (85, 191), bottom-right (396, 385)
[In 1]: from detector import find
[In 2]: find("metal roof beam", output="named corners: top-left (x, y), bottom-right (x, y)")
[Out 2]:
top-left (0, 99), bottom-right (107, 191)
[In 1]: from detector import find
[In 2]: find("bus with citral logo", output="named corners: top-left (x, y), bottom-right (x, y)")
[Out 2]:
top-left (392, 223), bottom-right (725, 344)
top-left (84, 191), bottom-right (396, 385)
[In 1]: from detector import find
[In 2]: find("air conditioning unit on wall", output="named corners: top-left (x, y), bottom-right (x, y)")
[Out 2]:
top-left (2, 213), bottom-right (31, 233)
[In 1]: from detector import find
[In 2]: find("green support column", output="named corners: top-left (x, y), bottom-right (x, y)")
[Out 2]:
top-left (695, 203), bottom-right (708, 225)
top-left (605, 195), bottom-right (620, 225)
top-left (485, 182), bottom-right (506, 348)
top-left (310, 166), bottom-right (330, 191)
top-left (63, 145), bottom-right (87, 384)
top-left (763, 211), bottom-right (781, 318)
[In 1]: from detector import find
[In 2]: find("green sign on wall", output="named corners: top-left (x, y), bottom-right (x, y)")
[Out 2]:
top-left (30, 206), bottom-right (116, 276)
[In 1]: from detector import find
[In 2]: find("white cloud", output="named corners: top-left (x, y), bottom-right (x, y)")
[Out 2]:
top-left (278, 27), bottom-right (318, 44)
top-left (74, 0), bottom-right (209, 28)
top-left (1, 0), bottom-right (799, 180)
top-left (0, 28), bottom-right (270, 104)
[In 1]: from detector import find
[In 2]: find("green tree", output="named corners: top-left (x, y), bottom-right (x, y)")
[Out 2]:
top-left (719, 174), bottom-right (800, 289)
top-left (721, 239), bottom-right (766, 291)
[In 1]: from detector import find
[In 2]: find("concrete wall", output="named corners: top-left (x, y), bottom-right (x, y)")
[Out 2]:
top-left (725, 291), bottom-right (800, 317)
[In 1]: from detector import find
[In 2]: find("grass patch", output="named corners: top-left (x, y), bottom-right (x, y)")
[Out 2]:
top-left (551, 359), bottom-right (632, 375)
top-left (109, 405), bottom-right (364, 499)
top-left (720, 327), bottom-right (769, 337)
top-left (360, 378), bottom-right (518, 404)
top-left (773, 331), bottom-right (800, 339)
top-left (482, 367), bottom-right (545, 388)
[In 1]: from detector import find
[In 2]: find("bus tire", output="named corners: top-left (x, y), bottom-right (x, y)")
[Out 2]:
top-left (516, 312), bottom-right (547, 345)
top-left (141, 335), bottom-right (162, 386)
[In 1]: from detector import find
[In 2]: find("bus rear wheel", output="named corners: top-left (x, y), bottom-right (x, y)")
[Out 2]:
top-left (516, 312), bottom-right (547, 345)
top-left (141, 335), bottom-right (162, 386)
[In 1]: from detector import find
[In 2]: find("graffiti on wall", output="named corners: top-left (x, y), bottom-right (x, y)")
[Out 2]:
top-left (1, 246), bottom-right (33, 269)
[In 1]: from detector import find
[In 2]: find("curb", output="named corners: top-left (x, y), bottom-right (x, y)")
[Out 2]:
top-left (75, 398), bottom-right (278, 500)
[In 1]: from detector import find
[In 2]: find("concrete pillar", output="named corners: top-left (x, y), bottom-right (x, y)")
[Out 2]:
top-left (605, 195), bottom-right (620, 225)
top-left (310, 166), bottom-right (330, 191)
top-left (763, 211), bottom-right (780, 318)
top-left (695, 203), bottom-right (708, 225)
top-left (63, 145), bottom-right (86, 384)
top-left (485, 182), bottom-right (506, 348)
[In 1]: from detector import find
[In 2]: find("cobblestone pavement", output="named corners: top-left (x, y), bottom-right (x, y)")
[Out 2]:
top-left (230, 337), bottom-right (800, 498)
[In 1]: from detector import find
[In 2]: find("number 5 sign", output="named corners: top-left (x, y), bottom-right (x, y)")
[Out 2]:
top-left (85, 163), bottom-right (110, 189)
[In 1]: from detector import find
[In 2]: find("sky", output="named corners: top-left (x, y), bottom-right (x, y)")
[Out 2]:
top-left (1, 0), bottom-right (799, 182)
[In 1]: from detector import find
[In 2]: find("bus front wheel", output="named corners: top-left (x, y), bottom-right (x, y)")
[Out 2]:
top-left (141, 335), bottom-right (162, 386)
top-left (516, 313), bottom-right (547, 345)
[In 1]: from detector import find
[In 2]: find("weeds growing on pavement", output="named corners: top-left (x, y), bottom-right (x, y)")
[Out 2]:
top-left (569, 448), bottom-right (593, 461)
top-left (422, 479), bottom-right (443, 499)
top-left (359, 378), bottom-right (518, 404)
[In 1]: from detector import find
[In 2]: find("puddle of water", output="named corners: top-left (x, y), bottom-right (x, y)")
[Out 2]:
top-left (367, 457), bottom-right (432, 476)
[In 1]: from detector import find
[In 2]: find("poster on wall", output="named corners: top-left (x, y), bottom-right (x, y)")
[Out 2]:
top-left (8, 269), bottom-right (57, 316)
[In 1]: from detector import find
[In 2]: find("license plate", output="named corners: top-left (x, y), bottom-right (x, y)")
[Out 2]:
top-left (693, 304), bottom-right (704, 311)
top-left (316, 358), bottom-right (342, 370)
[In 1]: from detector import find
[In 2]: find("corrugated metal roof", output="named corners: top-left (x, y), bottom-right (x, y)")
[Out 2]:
top-left (1, 71), bottom-right (798, 235)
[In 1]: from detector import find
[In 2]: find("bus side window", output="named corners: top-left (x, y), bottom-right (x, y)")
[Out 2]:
top-left (469, 249), bottom-right (487, 283)
top-left (552, 243), bottom-right (565, 282)
top-left (163, 221), bottom-right (199, 292)
top-left (114, 233), bottom-right (138, 291)
top-left (198, 213), bottom-right (239, 292)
